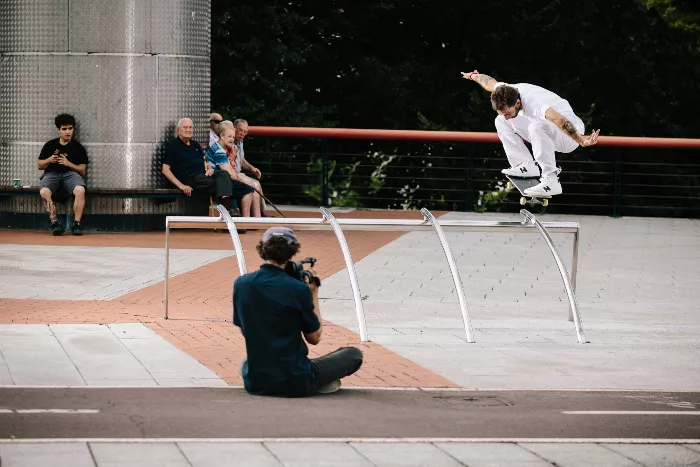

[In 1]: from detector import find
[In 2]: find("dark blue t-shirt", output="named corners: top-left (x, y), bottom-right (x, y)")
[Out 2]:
top-left (163, 137), bottom-right (205, 180)
top-left (233, 264), bottom-right (321, 397)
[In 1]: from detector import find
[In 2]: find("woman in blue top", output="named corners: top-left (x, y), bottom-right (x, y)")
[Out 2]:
top-left (205, 124), bottom-right (260, 217)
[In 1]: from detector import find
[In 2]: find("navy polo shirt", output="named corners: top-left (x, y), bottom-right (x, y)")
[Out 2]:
top-left (163, 137), bottom-right (205, 180)
top-left (233, 264), bottom-right (321, 397)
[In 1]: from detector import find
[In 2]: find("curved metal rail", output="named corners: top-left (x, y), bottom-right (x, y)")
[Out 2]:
top-left (216, 205), bottom-right (248, 276)
top-left (520, 209), bottom-right (587, 344)
top-left (163, 209), bottom-right (582, 343)
top-left (421, 208), bottom-right (474, 343)
top-left (319, 207), bottom-right (369, 341)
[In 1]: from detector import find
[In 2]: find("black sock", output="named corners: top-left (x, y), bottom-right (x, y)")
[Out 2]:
top-left (220, 196), bottom-right (232, 211)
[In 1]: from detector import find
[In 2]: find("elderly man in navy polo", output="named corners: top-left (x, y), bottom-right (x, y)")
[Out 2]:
top-left (162, 118), bottom-right (253, 215)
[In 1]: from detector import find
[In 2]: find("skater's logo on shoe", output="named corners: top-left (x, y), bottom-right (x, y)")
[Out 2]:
top-left (519, 167), bottom-right (528, 173)
top-left (543, 186), bottom-right (551, 192)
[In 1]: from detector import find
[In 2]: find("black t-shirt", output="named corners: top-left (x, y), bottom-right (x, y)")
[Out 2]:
top-left (233, 264), bottom-right (321, 397)
top-left (38, 138), bottom-right (89, 174)
top-left (163, 137), bottom-right (205, 181)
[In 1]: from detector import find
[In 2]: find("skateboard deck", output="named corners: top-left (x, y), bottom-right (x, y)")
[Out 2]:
top-left (505, 175), bottom-right (552, 206)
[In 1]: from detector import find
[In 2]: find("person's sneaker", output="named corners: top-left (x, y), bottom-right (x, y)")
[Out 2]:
top-left (317, 379), bottom-right (341, 394)
top-left (50, 221), bottom-right (65, 236)
top-left (501, 160), bottom-right (540, 178)
top-left (236, 229), bottom-right (247, 234)
top-left (71, 221), bottom-right (84, 236)
top-left (229, 208), bottom-right (241, 217)
top-left (524, 173), bottom-right (562, 196)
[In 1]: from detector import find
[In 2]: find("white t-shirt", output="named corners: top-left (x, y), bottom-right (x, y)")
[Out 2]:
top-left (495, 82), bottom-right (575, 121)
top-left (209, 129), bottom-right (219, 147)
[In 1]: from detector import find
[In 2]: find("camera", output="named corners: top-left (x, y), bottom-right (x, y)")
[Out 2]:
top-left (285, 257), bottom-right (321, 287)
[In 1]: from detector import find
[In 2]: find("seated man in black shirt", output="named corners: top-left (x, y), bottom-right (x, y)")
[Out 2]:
top-left (162, 118), bottom-right (254, 217)
top-left (234, 227), bottom-right (363, 397)
top-left (37, 113), bottom-right (89, 236)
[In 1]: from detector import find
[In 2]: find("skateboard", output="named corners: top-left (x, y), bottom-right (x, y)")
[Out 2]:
top-left (505, 175), bottom-right (552, 206)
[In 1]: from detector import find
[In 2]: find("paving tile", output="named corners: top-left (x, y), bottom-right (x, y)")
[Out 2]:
top-left (436, 442), bottom-right (551, 465)
top-left (0, 356), bottom-right (14, 384)
top-left (520, 443), bottom-right (642, 466)
top-left (0, 442), bottom-right (95, 467)
top-left (351, 442), bottom-right (463, 466)
top-left (108, 323), bottom-right (159, 339)
top-left (0, 324), bottom-right (52, 337)
top-left (50, 324), bottom-right (113, 334)
top-left (54, 333), bottom-right (153, 381)
top-left (89, 442), bottom-right (189, 466)
top-left (178, 442), bottom-right (283, 467)
top-left (603, 443), bottom-right (700, 467)
top-left (264, 442), bottom-right (373, 466)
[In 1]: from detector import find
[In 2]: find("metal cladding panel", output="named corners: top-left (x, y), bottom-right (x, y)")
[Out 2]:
top-left (83, 144), bottom-right (167, 189)
top-left (0, 0), bottom-right (69, 52)
top-left (149, 0), bottom-right (211, 56)
top-left (0, 196), bottom-right (183, 215)
top-left (157, 56), bottom-right (210, 144)
top-left (69, 0), bottom-right (148, 54)
top-left (0, 144), bottom-right (43, 186)
top-left (0, 143), bottom-right (167, 189)
top-left (0, 55), bottom-right (158, 143)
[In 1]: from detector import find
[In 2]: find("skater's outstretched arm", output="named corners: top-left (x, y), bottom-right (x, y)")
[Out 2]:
top-left (461, 70), bottom-right (498, 92)
top-left (545, 107), bottom-right (601, 147)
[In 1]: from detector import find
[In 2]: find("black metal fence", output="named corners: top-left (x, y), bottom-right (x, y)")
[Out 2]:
top-left (247, 136), bottom-right (700, 218)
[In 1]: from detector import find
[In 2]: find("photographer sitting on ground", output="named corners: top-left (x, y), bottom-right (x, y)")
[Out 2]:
top-left (233, 227), bottom-right (363, 397)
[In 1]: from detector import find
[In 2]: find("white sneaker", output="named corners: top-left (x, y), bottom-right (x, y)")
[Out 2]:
top-left (524, 173), bottom-right (562, 196)
top-left (317, 379), bottom-right (341, 394)
top-left (501, 160), bottom-right (540, 178)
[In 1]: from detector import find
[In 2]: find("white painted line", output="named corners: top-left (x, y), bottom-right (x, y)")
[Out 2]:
top-left (564, 411), bottom-right (700, 415)
top-left (0, 438), bottom-right (698, 444)
top-left (1, 409), bottom-right (100, 414)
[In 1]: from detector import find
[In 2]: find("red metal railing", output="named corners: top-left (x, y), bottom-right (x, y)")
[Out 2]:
top-left (250, 126), bottom-right (700, 149)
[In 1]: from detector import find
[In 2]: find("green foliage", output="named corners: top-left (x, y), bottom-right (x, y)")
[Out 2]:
top-left (211, 0), bottom-right (700, 215)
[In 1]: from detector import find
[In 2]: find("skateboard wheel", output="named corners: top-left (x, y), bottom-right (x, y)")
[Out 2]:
top-left (520, 197), bottom-right (527, 206)
top-left (506, 181), bottom-right (513, 190)
top-left (542, 199), bottom-right (549, 207)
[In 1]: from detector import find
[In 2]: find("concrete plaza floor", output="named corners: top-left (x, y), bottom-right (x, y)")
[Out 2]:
top-left (0, 209), bottom-right (698, 466)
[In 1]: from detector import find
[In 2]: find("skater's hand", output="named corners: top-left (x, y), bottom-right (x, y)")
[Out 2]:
top-left (580, 129), bottom-right (600, 147)
top-left (461, 70), bottom-right (479, 81)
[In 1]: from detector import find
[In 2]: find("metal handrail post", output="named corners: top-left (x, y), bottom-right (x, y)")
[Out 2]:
top-left (569, 229), bottom-right (580, 322)
top-left (163, 221), bottom-right (171, 319)
top-left (216, 205), bottom-right (248, 276)
top-left (520, 209), bottom-right (587, 344)
top-left (319, 207), bottom-right (369, 342)
top-left (421, 208), bottom-right (475, 343)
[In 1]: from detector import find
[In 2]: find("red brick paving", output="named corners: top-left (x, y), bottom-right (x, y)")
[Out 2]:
top-left (0, 209), bottom-right (457, 388)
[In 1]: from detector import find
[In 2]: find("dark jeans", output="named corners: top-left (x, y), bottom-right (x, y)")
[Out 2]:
top-left (241, 347), bottom-right (363, 398)
top-left (310, 346), bottom-right (364, 392)
top-left (181, 171), bottom-right (232, 199)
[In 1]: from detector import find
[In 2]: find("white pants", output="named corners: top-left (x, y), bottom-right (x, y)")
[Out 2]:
top-left (495, 113), bottom-right (584, 176)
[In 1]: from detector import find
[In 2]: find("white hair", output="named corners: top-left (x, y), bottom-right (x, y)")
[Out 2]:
top-left (177, 118), bottom-right (193, 129)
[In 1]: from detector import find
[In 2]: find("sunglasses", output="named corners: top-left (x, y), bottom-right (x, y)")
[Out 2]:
top-left (210, 119), bottom-right (222, 124)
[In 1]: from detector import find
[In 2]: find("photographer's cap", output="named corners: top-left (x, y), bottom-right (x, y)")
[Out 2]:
top-left (262, 227), bottom-right (298, 245)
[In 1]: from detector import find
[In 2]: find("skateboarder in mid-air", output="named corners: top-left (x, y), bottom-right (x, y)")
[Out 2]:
top-left (461, 70), bottom-right (600, 196)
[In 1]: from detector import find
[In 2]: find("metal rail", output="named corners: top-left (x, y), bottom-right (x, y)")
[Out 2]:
top-left (164, 208), bottom-right (583, 343)
top-left (520, 210), bottom-right (587, 344)
top-left (421, 208), bottom-right (474, 343)
top-left (319, 207), bottom-right (369, 341)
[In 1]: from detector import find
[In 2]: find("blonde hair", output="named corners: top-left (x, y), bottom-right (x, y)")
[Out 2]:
top-left (217, 120), bottom-right (235, 136)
